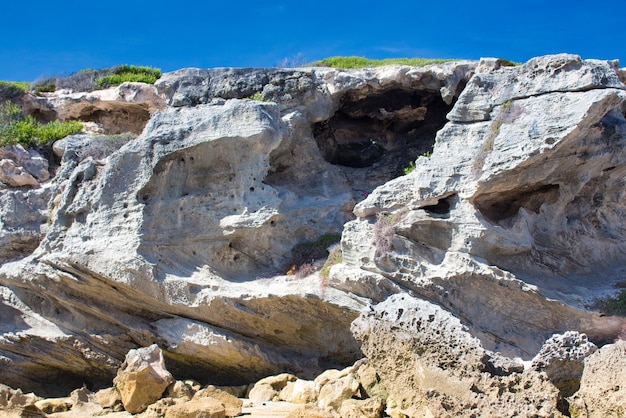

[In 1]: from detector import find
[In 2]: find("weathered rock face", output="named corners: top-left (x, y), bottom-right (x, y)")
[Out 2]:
top-left (20, 82), bottom-right (165, 134)
top-left (1, 54), bottom-right (625, 410)
top-left (352, 293), bottom-right (566, 417)
top-left (568, 340), bottom-right (626, 417)
top-left (0, 61), bottom-right (476, 395)
top-left (337, 54), bottom-right (626, 359)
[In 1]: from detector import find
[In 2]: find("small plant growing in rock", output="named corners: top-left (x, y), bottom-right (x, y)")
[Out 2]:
top-left (403, 161), bottom-right (416, 175)
top-left (596, 289), bottom-right (626, 317)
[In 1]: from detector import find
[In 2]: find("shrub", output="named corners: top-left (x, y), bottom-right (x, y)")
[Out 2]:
top-left (52, 65), bottom-right (162, 92)
top-left (0, 81), bottom-right (28, 100)
top-left (403, 161), bottom-right (416, 175)
top-left (94, 65), bottom-right (161, 89)
top-left (0, 101), bottom-right (82, 147)
top-left (311, 56), bottom-right (458, 69)
top-left (34, 82), bottom-right (56, 94)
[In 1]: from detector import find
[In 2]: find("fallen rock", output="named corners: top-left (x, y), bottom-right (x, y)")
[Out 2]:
top-left (0, 384), bottom-right (43, 417)
top-left (316, 374), bottom-right (360, 410)
top-left (284, 403), bottom-right (336, 418)
top-left (166, 381), bottom-right (195, 401)
top-left (113, 344), bottom-right (174, 414)
top-left (193, 386), bottom-right (242, 417)
top-left (281, 379), bottom-right (319, 404)
top-left (568, 340), bottom-right (626, 418)
top-left (0, 159), bottom-right (39, 187)
top-left (248, 373), bottom-right (297, 405)
top-left (94, 386), bottom-right (122, 409)
top-left (34, 396), bottom-right (71, 413)
top-left (164, 397), bottom-right (226, 418)
top-left (339, 398), bottom-right (384, 418)
top-left (0, 145), bottom-right (49, 184)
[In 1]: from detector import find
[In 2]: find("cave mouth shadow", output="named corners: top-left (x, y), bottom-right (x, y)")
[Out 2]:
top-left (313, 88), bottom-right (453, 174)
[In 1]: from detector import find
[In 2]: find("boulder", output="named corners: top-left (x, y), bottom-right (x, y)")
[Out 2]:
top-left (316, 374), bottom-right (360, 410)
top-left (284, 404), bottom-right (336, 418)
top-left (193, 386), bottom-right (242, 417)
top-left (164, 397), bottom-right (226, 418)
top-left (248, 373), bottom-right (297, 405)
top-left (113, 344), bottom-right (174, 413)
top-left (568, 340), bottom-right (626, 417)
top-left (0, 145), bottom-right (49, 184)
top-left (339, 398), bottom-right (384, 418)
top-left (0, 159), bottom-right (39, 187)
top-left (94, 386), bottom-right (122, 409)
top-left (281, 379), bottom-right (319, 404)
top-left (34, 397), bottom-right (71, 413)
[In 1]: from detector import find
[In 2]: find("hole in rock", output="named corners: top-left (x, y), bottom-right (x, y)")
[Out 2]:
top-left (420, 194), bottom-right (456, 216)
top-left (474, 184), bottom-right (560, 223)
top-left (313, 88), bottom-right (452, 172)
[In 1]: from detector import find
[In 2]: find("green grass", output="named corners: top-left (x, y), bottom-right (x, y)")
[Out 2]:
top-left (310, 56), bottom-right (459, 69)
top-left (0, 101), bottom-right (82, 147)
top-left (94, 65), bottom-right (162, 89)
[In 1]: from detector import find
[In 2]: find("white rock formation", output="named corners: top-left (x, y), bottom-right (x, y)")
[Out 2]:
top-left (0, 54), bottom-right (625, 409)
top-left (338, 54), bottom-right (626, 358)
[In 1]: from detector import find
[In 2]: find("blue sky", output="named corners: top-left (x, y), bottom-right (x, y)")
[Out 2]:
top-left (1, 0), bottom-right (625, 81)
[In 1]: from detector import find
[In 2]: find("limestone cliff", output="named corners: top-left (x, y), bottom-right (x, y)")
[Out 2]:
top-left (0, 54), bottom-right (625, 417)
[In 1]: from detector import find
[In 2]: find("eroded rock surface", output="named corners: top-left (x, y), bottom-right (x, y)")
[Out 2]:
top-left (352, 293), bottom-right (565, 417)
top-left (337, 54), bottom-right (626, 359)
top-left (0, 61), bottom-right (476, 395)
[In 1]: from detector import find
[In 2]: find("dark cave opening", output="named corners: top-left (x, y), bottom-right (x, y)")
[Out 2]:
top-left (313, 88), bottom-right (453, 173)
top-left (474, 184), bottom-right (560, 223)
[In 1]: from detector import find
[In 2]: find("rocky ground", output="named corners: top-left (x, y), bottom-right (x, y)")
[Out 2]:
top-left (1, 54), bottom-right (626, 417)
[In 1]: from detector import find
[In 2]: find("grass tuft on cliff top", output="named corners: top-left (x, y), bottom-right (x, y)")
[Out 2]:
top-left (310, 56), bottom-right (459, 69)
top-left (94, 65), bottom-right (162, 89)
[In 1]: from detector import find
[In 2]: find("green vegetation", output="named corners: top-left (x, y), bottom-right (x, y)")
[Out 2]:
top-left (496, 58), bottom-right (521, 67)
top-left (320, 245), bottom-right (343, 280)
top-left (246, 92), bottom-right (264, 101)
top-left (94, 65), bottom-right (162, 89)
top-left (0, 80), bottom-right (29, 100)
top-left (0, 101), bottom-right (82, 147)
top-left (597, 290), bottom-right (626, 316)
top-left (311, 56), bottom-right (458, 69)
top-left (403, 161), bottom-right (416, 175)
